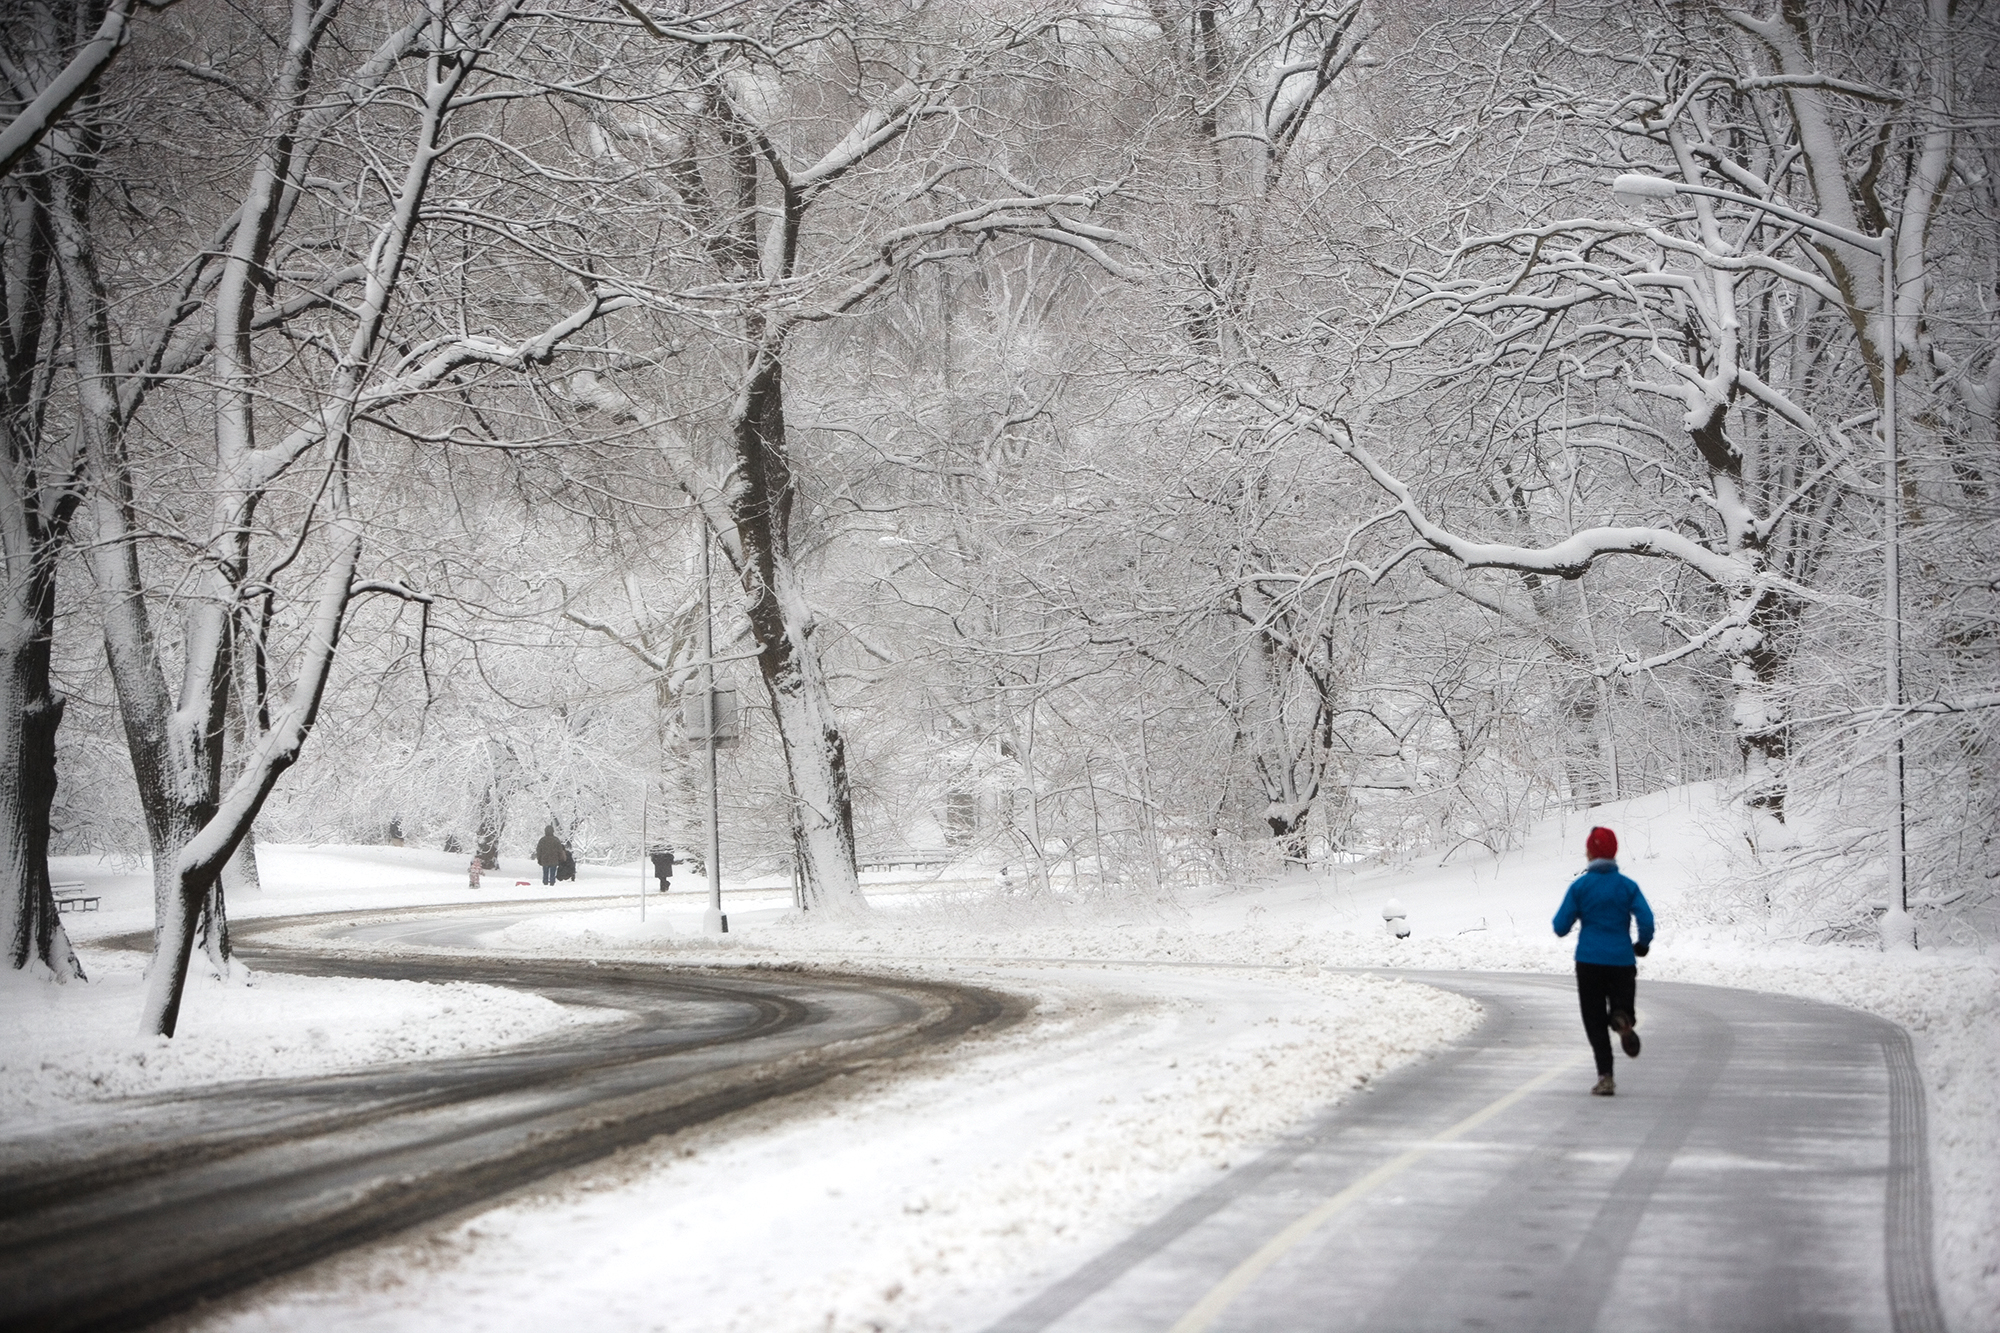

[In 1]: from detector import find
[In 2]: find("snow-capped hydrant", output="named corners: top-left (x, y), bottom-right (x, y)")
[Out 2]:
top-left (1382, 897), bottom-right (1410, 939)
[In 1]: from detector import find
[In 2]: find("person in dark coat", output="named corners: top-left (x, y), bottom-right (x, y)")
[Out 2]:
top-left (535, 825), bottom-right (567, 887)
top-left (1553, 825), bottom-right (1655, 1096)
top-left (650, 847), bottom-right (674, 893)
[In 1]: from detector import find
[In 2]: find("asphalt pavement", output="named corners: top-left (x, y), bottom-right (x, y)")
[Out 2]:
top-left (986, 969), bottom-right (1946, 1333)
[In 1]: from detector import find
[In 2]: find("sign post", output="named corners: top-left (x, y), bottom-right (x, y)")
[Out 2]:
top-left (694, 533), bottom-right (733, 935)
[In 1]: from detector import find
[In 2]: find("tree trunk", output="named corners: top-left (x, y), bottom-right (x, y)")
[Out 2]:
top-left (196, 874), bottom-right (231, 978)
top-left (475, 782), bottom-right (506, 871)
top-left (766, 640), bottom-right (862, 910)
top-left (0, 638), bottom-right (83, 980)
top-left (221, 825), bottom-right (261, 895)
top-left (474, 742), bottom-right (516, 870)
top-left (1556, 672), bottom-right (1614, 808)
top-left (1264, 807), bottom-right (1311, 866)
top-left (89, 408), bottom-right (232, 1033)
top-left (138, 808), bottom-right (213, 1036)
top-left (219, 633), bottom-right (263, 898)
top-left (1725, 587), bottom-right (1798, 848)
top-left (1242, 630), bottom-right (1318, 864)
top-left (728, 353), bottom-right (862, 912)
top-left (0, 32), bottom-right (86, 983)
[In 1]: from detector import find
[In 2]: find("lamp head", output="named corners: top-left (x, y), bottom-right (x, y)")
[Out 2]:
top-left (1611, 172), bottom-right (1680, 200)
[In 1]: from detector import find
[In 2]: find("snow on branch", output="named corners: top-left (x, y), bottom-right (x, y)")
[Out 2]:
top-left (803, 192), bottom-right (1142, 320)
top-left (172, 254), bottom-right (625, 901)
top-left (1835, 694), bottom-right (2000, 724)
top-left (558, 591), bottom-right (708, 690)
top-left (1237, 380), bottom-right (1757, 590)
top-left (1607, 603), bottom-right (1755, 677)
top-left (791, 78), bottom-right (932, 197)
top-left (0, 0), bottom-right (177, 179)
top-left (610, 0), bottom-right (783, 54)
top-left (349, 579), bottom-right (433, 604)
top-left (246, 290), bottom-right (637, 489)
top-left (178, 521), bottom-right (363, 885)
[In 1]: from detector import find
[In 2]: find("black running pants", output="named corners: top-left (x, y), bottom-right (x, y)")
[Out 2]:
top-left (1575, 962), bottom-right (1637, 1077)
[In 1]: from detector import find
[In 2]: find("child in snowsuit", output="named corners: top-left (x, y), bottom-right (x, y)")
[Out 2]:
top-left (1553, 826), bottom-right (1654, 1096)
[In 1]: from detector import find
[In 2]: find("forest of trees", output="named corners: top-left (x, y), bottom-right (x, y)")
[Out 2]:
top-left (3, 0), bottom-right (1994, 1032)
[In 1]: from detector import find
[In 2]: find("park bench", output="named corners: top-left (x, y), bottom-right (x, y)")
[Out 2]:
top-left (857, 851), bottom-right (953, 873)
top-left (52, 880), bottom-right (99, 913)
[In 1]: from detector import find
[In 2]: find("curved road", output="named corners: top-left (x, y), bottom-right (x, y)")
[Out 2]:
top-left (0, 915), bottom-right (1948, 1333)
top-left (0, 905), bottom-right (1019, 1333)
top-left (987, 968), bottom-right (1946, 1333)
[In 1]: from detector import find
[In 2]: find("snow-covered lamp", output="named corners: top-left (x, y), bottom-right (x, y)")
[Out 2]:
top-left (1610, 172), bottom-right (1680, 199)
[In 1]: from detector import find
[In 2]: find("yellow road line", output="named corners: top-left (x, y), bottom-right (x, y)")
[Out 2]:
top-left (1168, 1054), bottom-right (1584, 1333)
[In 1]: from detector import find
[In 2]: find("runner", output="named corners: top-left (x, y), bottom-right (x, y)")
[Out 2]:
top-left (1552, 825), bottom-right (1654, 1095)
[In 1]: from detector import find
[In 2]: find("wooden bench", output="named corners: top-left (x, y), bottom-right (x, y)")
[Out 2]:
top-left (52, 880), bottom-right (99, 913)
top-left (857, 852), bottom-right (953, 873)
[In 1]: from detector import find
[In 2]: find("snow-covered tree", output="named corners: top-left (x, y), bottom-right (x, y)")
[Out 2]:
top-left (565, 2), bottom-right (1137, 910)
top-left (66, 0), bottom-right (640, 1033)
top-left (1228, 0), bottom-right (1986, 865)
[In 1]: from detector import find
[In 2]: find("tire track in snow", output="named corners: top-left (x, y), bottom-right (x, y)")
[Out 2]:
top-left (0, 905), bottom-right (1023, 1333)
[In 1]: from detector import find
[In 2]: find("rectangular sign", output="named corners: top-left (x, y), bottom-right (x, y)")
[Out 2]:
top-left (683, 687), bottom-right (740, 742)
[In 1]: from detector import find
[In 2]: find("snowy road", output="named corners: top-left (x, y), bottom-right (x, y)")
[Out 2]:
top-left (0, 908), bottom-right (1018, 1333)
top-left (1, 906), bottom-right (1951, 1333)
top-left (988, 969), bottom-right (1947, 1333)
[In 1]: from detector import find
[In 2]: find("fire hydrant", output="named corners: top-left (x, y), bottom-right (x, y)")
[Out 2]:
top-left (1382, 898), bottom-right (1410, 939)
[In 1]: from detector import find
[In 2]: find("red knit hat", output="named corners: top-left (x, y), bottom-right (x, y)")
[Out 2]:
top-left (1586, 826), bottom-right (1617, 861)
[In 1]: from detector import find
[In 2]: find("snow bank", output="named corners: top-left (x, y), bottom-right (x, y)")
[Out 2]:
top-left (0, 949), bottom-right (607, 1129)
top-left (49, 843), bottom-right (646, 952)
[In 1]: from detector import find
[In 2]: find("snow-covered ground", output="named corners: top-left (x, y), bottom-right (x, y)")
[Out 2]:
top-left (0, 950), bottom-right (606, 1126)
top-left (12, 785), bottom-right (1997, 1332)
top-left (1, 847), bottom-right (629, 1132)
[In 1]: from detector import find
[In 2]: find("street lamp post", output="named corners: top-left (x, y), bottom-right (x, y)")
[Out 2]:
top-left (1610, 173), bottom-right (1911, 945)
top-left (699, 530), bottom-right (726, 936)
top-left (1877, 231), bottom-right (1911, 949)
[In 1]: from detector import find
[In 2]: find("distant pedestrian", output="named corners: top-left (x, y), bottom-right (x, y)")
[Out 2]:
top-left (535, 825), bottom-right (567, 887)
top-left (650, 847), bottom-right (674, 893)
top-left (468, 855), bottom-right (483, 890)
top-left (1553, 826), bottom-right (1654, 1096)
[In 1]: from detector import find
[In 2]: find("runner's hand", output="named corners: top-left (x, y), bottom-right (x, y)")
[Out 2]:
top-left (1634, 942), bottom-right (1650, 957)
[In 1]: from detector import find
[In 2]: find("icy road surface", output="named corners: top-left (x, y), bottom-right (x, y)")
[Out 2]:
top-left (991, 970), bottom-right (1945, 1333)
top-left (0, 908), bottom-right (1016, 1333)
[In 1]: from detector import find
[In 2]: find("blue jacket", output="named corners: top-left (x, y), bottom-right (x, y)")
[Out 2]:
top-left (1553, 860), bottom-right (1654, 966)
